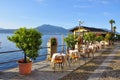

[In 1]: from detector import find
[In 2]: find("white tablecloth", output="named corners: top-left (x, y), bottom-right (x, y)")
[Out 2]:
top-left (69, 50), bottom-right (79, 58)
top-left (51, 53), bottom-right (67, 67)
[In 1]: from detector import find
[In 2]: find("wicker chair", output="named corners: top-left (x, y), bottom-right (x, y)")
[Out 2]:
top-left (53, 55), bottom-right (64, 72)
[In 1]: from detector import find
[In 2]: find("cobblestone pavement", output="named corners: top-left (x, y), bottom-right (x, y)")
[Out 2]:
top-left (59, 43), bottom-right (120, 80)
top-left (0, 42), bottom-right (120, 80)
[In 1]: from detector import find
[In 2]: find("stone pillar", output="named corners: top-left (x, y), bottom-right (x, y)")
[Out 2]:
top-left (47, 37), bottom-right (57, 60)
top-left (47, 40), bottom-right (51, 60)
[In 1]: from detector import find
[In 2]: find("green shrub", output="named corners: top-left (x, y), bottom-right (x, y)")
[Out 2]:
top-left (8, 27), bottom-right (42, 63)
top-left (64, 34), bottom-right (78, 50)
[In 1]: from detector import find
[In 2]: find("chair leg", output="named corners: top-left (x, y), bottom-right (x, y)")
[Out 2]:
top-left (68, 58), bottom-right (71, 68)
top-left (54, 63), bottom-right (55, 72)
top-left (61, 63), bottom-right (63, 72)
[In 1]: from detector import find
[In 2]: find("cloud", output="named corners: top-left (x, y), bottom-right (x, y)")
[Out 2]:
top-left (100, 0), bottom-right (109, 4)
top-left (35, 0), bottom-right (44, 4)
top-left (35, 0), bottom-right (44, 2)
top-left (20, 16), bottom-right (30, 19)
top-left (0, 22), bottom-right (19, 29)
top-left (74, 0), bottom-right (109, 9)
top-left (74, 5), bottom-right (91, 8)
top-left (103, 12), bottom-right (111, 15)
top-left (34, 0), bottom-right (47, 6)
top-left (88, 0), bottom-right (109, 4)
top-left (103, 12), bottom-right (112, 18)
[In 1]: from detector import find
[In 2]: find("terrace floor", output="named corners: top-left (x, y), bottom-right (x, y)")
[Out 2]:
top-left (0, 42), bottom-right (120, 80)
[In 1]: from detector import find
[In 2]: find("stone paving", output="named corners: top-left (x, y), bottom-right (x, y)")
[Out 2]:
top-left (60, 42), bottom-right (120, 80)
top-left (0, 42), bottom-right (120, 80)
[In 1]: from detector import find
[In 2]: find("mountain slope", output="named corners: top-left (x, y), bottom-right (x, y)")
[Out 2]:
top-left (36, 24), bottom-right (68, 34)
top-left (0, 24), bottom-right (69, 34)
top-left (0, 29), bottom-right (16, 33)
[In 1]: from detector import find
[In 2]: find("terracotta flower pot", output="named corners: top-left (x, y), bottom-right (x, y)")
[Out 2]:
top-left (18, 60), bottom-right (32, 75)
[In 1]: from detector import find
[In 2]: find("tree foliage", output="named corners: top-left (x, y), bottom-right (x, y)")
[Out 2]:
top-left (83, 32), bottom-right (95, 43)
top-left (8, 27), bottom-right (42, 62)
top-left (109, 19), bottom-right (115, 32)
top-left (95, 36), bottom-right (104, 42)
top-left (64, 34), bottom-right (78, 50)
top-left (104, 33), bottom-right (114, 41)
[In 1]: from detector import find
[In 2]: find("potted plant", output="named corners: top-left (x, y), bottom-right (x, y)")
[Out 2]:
top-left (8, 27), bottom-right (42, 75)
top-left (95, 36), bottom-right (104, 42)
top-left (64, 34), bottom-right (78, 50)
top-left (83, 32), bottom-right (95, 44)
top-left (104, 32), bottom-right (114, 45)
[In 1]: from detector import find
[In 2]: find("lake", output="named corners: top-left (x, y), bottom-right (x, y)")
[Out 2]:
top-left (0, 33), bottom-right (67, 71)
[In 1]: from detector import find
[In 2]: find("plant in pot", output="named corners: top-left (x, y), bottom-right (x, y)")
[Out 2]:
top-left (95, 36), bottom-right (104, 42)
top-left (83, 32), bottom-right (95, 44)
top-left (7, 27), bottom-right (42, 75)
top-left (104, 32), bottom-right (114, 45)
top-left (64, 34), bottom-right (78, 50)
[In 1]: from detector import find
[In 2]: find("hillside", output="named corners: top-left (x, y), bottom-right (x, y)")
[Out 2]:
top-left (0, 24), bottom-right (69, 34)
top-left (36, 24), bottom-right (68, 34)
top-left (0, 29), bottom-right (16, 33)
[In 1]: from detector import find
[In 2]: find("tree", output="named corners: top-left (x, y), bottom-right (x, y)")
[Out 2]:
top-left (109, 19), bottom-right (115, 32)
top-left (95, 36), bottom-right (104, 42)
top-left (64, 34), bottom-right (78, 50)
top-left (113, 26), bottom-right (116, 35)
top-left (8, 27), bottom-right (42, 63)
top-left (83, 32), bottom-right (96, 43)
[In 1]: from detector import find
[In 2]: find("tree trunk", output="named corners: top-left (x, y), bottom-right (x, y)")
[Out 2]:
top-left (24, 52), bottom-right (27, 63)
top-left (111, 24), bottom-right (113, 32)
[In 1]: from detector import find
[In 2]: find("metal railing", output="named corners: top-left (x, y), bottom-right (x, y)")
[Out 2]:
top-left (0, 45), bottom-right (66, 65)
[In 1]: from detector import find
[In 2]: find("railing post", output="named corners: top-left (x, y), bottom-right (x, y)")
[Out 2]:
top-left (47, 40), bottom-right (51, 60)
top-left (47, 37), bottom-right (57, 60)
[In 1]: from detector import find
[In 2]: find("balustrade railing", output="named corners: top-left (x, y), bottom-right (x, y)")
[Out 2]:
top-left (0, 45), bottom-right (66, 65)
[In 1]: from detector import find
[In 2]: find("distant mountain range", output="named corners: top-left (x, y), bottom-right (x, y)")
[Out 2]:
top-left (0, 24), bottom-right (69, 34)
top-left (0, 29), bottom-right (16, 33)
top-left (36, 24), bottom-right (68, 34)
top-left (103, 28), bottom-right (119, 34)
top-left (0, 25), bottom-right (119, 34)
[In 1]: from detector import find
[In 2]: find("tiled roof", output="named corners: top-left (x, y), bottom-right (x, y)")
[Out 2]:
top-left (70, 26), bottom-right (109, 32)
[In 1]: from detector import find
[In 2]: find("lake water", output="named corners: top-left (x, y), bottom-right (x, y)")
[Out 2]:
top-left (0, 33), bottom-right (67, 71)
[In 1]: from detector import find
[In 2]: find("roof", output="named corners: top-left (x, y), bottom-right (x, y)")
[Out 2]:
top-left (70, 26), bottom-right (109, 33)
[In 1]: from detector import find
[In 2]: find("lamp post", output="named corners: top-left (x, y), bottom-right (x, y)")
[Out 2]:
top-left (79, 21), bottom-right (84, 34)
top-left (79, 20), bottom-right (84, 43)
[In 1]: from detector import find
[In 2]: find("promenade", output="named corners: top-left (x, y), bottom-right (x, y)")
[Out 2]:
top-left (0, 42), bottom-right (120, 80)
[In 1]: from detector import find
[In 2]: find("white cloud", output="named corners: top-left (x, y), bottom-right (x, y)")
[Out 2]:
top-left (103, 12), bottom-right (112, 18)
top-left (103, 12), bottom-right (111, 16)
top-left (19, 16), bottom-right (30, 20)
top-left (34, 0), bottom-right (45, 4)
top-left (0, 22), bottom-right (19, 29)
top-left (101, 1), bottom-right (109, 4)
top-left (35, 0), bottom-right (44, 2)
top-left (34, 0), bottom-right (47, 6)
top-left (74, 5), bottom-right (91, 8)
top-left (74, 0), bottom-right (109, 9)
top-left (88, 0), bottom-right (109, 4)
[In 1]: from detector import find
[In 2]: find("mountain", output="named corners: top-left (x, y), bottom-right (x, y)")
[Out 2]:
top-left (103, 28), bottom-right (120, 34)
top-left (0, 29), bottom-right (16, 33)
top-left (36, 24), bottom-right (68, 34)
top-left (0, 28), bottom-right (4, 29)
top-left (0, 24), bottom-right (69, 34)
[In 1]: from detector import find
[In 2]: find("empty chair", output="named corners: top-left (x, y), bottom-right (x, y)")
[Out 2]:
top-left (53, 55), bottom-right (64, 72)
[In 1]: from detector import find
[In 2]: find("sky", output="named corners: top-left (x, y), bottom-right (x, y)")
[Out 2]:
top-left (0, 0), bottom-right (119, 32)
